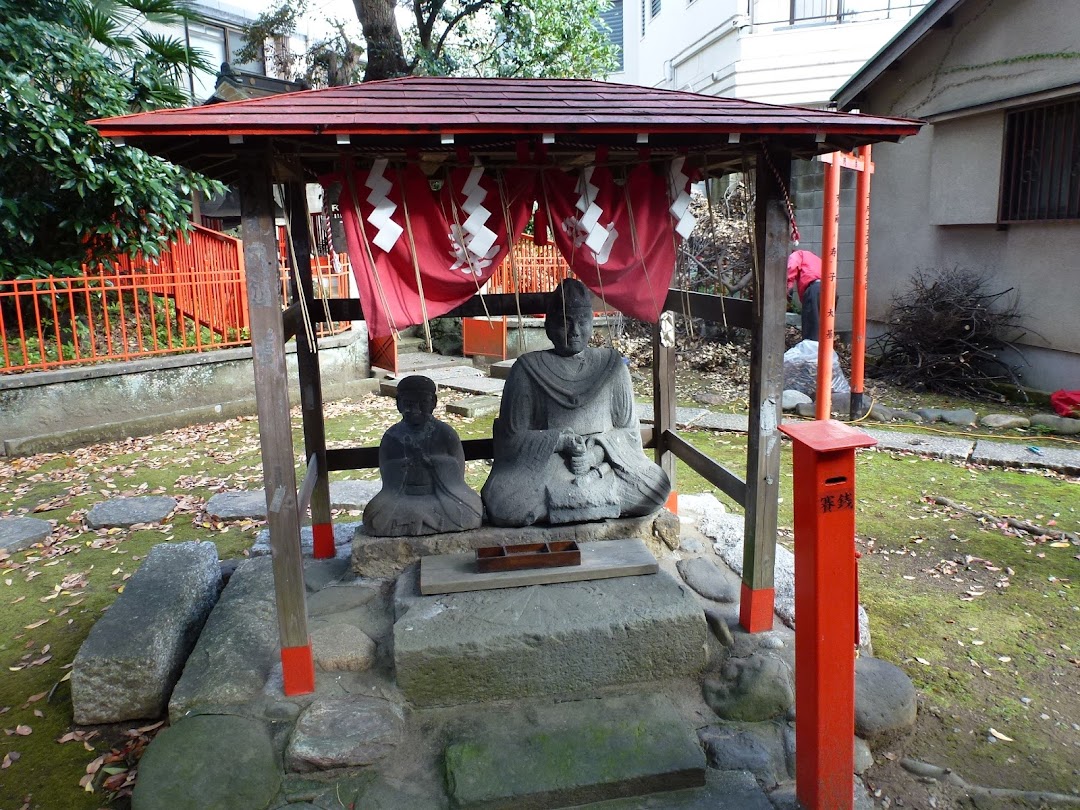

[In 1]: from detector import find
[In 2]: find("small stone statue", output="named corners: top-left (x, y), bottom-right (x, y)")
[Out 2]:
top-left (363, 376), bottom-right (482, 537)
top-left (481, 278), bottom-right (671, 527)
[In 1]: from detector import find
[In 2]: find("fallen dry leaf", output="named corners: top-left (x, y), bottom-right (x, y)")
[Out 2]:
top-left (2, 751), bottom-right (20, 769)
top-left (14, 724), bottom-right (31, 736)
top-left (989, 727), bottom-right (1014, 742)
top-left (23, 619), bottom-right (48, 630)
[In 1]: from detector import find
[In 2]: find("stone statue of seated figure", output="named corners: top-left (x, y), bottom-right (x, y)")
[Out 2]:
top-left (481, 278), bottom-right (671, 527)
top-left (363, 375), bottom-right (483, 537)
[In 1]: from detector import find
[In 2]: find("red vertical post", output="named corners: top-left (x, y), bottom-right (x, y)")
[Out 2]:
top-left (850, 145), bottom-right (873, 420)
top-left (816, 155), bottom-right (841, 419)
top-left (778, 420), bottom-right (876, 810)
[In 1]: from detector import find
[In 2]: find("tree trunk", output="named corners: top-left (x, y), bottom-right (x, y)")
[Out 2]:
top-left (352, 0), bottom-right (410, 81)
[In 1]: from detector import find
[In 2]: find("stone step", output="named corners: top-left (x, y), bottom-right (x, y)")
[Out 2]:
top-left (443, 694), bottom-right (707, 810)
top-left (438, 375), bottom-right (504, 396)
top-left (445, 395), bottom-right (502, 418)
top-left (488, 358), bottom-right (516, 379)
top-left (394, 351), bottom-right (476, 375)
top-left (379, 365), bottom-right (485, 397)
top-left (393, 568), bottom-right (706, 707)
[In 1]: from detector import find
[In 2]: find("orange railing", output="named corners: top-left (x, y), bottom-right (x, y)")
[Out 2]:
top-left (485, 237), bottom-right (572, 294)
top-left (0, 226), bottom-right (353, 374)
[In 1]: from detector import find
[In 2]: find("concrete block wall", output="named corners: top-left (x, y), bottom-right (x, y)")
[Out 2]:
top-left (790, 158), bottom-right (859, 335)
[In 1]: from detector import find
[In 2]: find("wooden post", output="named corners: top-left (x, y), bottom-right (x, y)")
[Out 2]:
top-left (740, 154), bottom-right (790, 633)
top-left (238, 160), bottom-right (314, 696)
top-left (850, 145), bottom-right (872, 421)
top-left (652, 310), bottom-right (677, 513)
top-left (284, 182), bottom-right (334, 559)
top-left (816, 154), bottom-right (842, 419)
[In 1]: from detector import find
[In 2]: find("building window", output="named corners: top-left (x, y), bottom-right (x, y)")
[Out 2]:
top-left (783, 0), bottom-right (924, 25)
top-left (640, 0), bottom-right (646, 35)
top-left (651, 0), bottom-right (661, 16)
top-left (1000, 97), bottom-right (1080, 223)
top-left (598, 0), bottom-right (624, 71)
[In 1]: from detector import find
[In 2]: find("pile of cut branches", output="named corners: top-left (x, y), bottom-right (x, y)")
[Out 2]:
top-left (673, 181), bottom-right (754, 298)
top-left (870, 267), bottom-right (1026, 400)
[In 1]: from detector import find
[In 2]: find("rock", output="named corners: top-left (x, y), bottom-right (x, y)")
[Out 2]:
top-left (867, 403), bottom-right (897, 422)
top-left (676, 556), bottom-right (739, 603)
top-left (782, 390), bottom-right (812, 411)
top-left (652, 508), bottom-right (681, 550)
top-left (251, 521), bottom-right (357, 560)
top-left (854, 736), bottom-right (873, 775)
top-left (703, 652), bottom-right (794, 722)
top-left (205, 490), bottom-right (266, 520)
top-left (131, 714), bottom-right (279, 810)
top-left (311, 623), bottom-right (376, 672)
top-left (698, 722), bottom-right (789, 786)
top-left (980, 413), bottom-right (1030, 430)
top-left (329, 480), bottom-right (381, 510)
top-left (168, 557), bottom-right (279, 721)
top-left (1031, 413), bottom-right (1080, 435)
top-left (915, 407), bottom-right (977, 426)
top-left (0, 516), bottom-right (51, 554)
top-left (795, 401), bottom-right (816, 418)
top-left (703, 606), bottom-right (734, 647)
top-left (679, 534), bottom-right (707, 554)
top-left (394, 570), bottom-right (706, 707)
top-left (303, 557), bottom-right (350, 592)
top-left (85, 495), bottom-right (176, 529)
top-left (858, 604), bottom-right (874, 658)
top-left (444, 694), bottom-right (705, 809)
top-left (285, 696), bottom-right (403, 772)
top-left (72, 541), bottom-right (220, 724)
top-left (891, 408), bottom-right (925, 423)
top-left (693, 391), bottom-right (726, 406)
top-left (854, 656), bottom-right (917, 744)
top-left (445, 395), bottom-right (501, 417)
top-left (307, 582), bottom-right (380, 616)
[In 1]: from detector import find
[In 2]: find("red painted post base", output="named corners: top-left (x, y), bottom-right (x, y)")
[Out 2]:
top-left (738, 583), bottom-right (775, 632)
top-left (665, 490), bottom-right (679, 515)
top-left (280, 642), bottom-right (316, 696)
top-left (312, 523), bottom-right (335, 559)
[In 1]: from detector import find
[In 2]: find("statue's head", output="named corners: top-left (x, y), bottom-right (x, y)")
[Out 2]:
top-left (546, 278), bottom-right (593, 357)
top-left (396, 375), bottom-right (437, 427)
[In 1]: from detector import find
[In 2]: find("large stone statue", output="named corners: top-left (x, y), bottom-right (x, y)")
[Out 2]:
top-left (481, 279), bottom-right (671, 527)
top-left (363, 375), bottom-right (483, 537)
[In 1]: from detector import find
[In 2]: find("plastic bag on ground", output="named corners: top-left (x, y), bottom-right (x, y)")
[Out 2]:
top-left (783, 339), bottom-right (850, 398)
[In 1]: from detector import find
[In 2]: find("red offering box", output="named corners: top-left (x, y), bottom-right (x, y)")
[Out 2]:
top-left (475, 541), bottom-right (581, 573)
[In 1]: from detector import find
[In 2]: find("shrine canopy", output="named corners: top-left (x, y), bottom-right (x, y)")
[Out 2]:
top-left (93, 77), bottom-right (920, 334)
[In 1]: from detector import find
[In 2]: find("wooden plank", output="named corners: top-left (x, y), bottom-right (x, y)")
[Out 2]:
top-left (284, 181), bottom-right (333, 535)
top-left (419, 538), bottom-right (659, 595)
top-left (652, 314), bottom-right (677, 491)
top-left (238, 158), bottom-right (309, 651)
top-left (297, 453), bottom-right (319, 518)
top-left (742, 159), bottom-right (791, 598)
top-left (661, 290), bottom-right (753, 330)
top-left (664, 430), bottom-right (747, 506)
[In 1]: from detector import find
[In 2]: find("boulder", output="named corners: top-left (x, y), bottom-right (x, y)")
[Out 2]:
top-left (168, 557), bottom-right (278, 721)
top-left (1031, 413), bottom-right (1080, 435)
top-left (85, 496), bottom-right (176, 529)
top-left (676, 556), bottom-right (739, 603)
top-left (699, 722), bottom-right (790, 786)
top-left (285, 696), bottom-right (403, 772)
top-left (205, 490), bottom-right (265, 520)
top-left (702, 652), bottom-right (794, 722)
top-left (131, 714), bottom-right (279, 810)
top-left (311, 623), bottom-right (377, 672)
top-left (979, 413), bottom-right (1030, 430)
top-left (0, 516), bottom-right (51, 554)
top-left (854, 656), bottom-right (917, 744)
top-left (72, 541), bottom-right (220, 724)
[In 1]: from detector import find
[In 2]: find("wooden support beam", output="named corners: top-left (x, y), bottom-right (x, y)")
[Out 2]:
top-left (284, 181), bottom-right (334, 558)
top-left (652, 312), bottom-right (677, 512)
top-left (661, 290), bottom-right (753, 330)
top-left (297, 453), bottom-right (320, 517)
top-left (664, 430), bottom-right (747, 506)
top-left (741, 153), bottom-right (791, 633)
top-left (237, 158), bottom-right (313, 695)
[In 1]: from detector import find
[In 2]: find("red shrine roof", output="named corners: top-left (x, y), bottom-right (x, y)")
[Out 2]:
top-left (91, 76), bottom-right (921, 181)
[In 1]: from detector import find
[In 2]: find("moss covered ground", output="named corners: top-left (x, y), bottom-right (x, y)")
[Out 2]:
top-left (0, 388), bottom-right (1076, 808)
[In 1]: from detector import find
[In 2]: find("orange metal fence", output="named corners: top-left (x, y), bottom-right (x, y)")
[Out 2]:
top-left (485, 237), bottom-right (571, 294)
top-left (1, 226), bottom-right (353, 374)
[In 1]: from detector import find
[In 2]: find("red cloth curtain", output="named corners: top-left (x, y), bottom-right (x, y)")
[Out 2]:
top-left (327, 161), bottom-right (534, 337)
top-left (540, 157), bottom-right (696, 323)
top-left (327, 155), bottom-right (695, 334)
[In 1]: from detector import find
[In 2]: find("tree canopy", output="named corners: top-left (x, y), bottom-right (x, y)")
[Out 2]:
top-left (0, 0), bottom-right (224, 279)
top-left (242, 0), bottom-right (619, 86)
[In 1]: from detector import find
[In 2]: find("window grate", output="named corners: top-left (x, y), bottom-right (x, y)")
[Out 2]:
top-left (651, 0), bottom-right (661, 18)
top-left (598, 0), bottom-right (623, 71)
top-left (1000, 98), bottom-right (1080, 222)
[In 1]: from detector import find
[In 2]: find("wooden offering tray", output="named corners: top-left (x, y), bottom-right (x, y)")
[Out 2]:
top-left (475, 541), bottom-right (581, 573)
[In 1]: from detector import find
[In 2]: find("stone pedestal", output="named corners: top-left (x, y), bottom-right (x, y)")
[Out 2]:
top-left (393, 569), bottom-right (706, 707)
top-left (353, 514), bottom-right (665, 579)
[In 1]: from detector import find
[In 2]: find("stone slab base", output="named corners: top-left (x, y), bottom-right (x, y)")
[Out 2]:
top-left (393, 569), bottom-right (706, 707)
top-left (353, 514), bottom-right (664, 579)
top-left (444, 694), bottom-right (706, 810)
